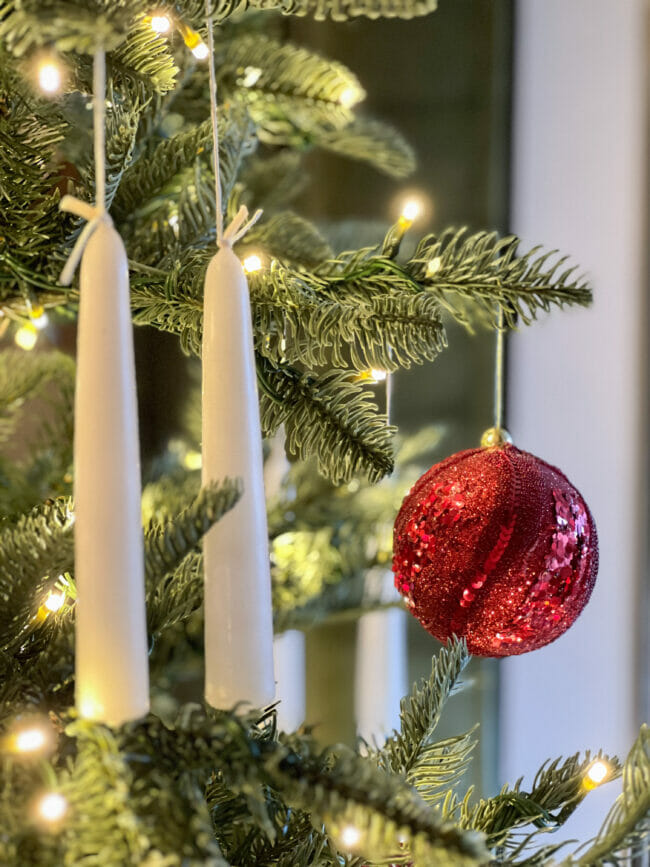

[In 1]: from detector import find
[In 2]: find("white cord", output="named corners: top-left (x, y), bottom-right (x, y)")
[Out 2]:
top-left (93, 49), bottom-right (106, 213)
top-left (205, 2), bottom-right (223, 243)
top-left (204, 0), bottom-right (262, 248)
top-left (59, 50), bottom-right (111, 285)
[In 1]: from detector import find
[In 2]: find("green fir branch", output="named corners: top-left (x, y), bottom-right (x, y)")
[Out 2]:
top-left (243, 212), bottom-right (333, 266)
top-left (378, 637), bottom-right (470, 779)
top-left (313, 117), bottom-right (416, 177)
top-left (257, 357), bottom-right (394, 483)
top-left (240, 151), bottom-right (309, 210)
top-left (111, 16), bottom-right (179, 95)
top-left (61, 720), bottom-right (229, 867)
top-left (113, 108), bottom-right (255, 226)
top-left (144, 478), bottom-right (242, 586)
top-left (0, 350), bottom-right (74, 446)
top-left (459, 750), bottom-right (621, 851)
top-left (0, 0), bottom-right (141, 56)
top-left (118, 708), bottom-right (488, 866)
top-left (409, 228), bottom-right (592, 328)
top-left (244, 0), bottom-right (438, 22)
top-left (0, 498), bottom-right (75, 646)
top-left (218, 34), bottom-right (362, 143)
top-left (406, 730), bottom-right (478, 807)
top-left (252, 260), bottom-right (446, 371)
top-left (562, 725), bottom-right (650, 866)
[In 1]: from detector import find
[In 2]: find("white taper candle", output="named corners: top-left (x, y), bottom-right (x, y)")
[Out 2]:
top-left (273, 630), bottom-right (306, 731)
top-left (355, 570), bottom-right (408, 744)
top-left (202, 243), bottom-right (275, 708)
top-left (74, 220), bottom-right (149, 724)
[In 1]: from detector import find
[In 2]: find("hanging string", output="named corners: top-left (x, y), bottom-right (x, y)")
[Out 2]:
top-left (493, 304), bottom-right (505, 432)
top-left (205, 5), bottom-right (223, 243)
top-left (386, 372), bottom-right (393, 427)
top-left (59, 50), bottom-right (111, 285)
top-left (204, 0), bottom-right (261, 248)
top-left (93, 48), bottom-right (106, 214)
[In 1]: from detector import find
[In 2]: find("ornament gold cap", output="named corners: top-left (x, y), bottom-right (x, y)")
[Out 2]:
top-left (480, 426), bottom-right (513, 448)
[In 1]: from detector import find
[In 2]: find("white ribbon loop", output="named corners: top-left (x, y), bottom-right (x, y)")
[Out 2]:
top-left (59, 195), bottom-right (113, 287)
top-left (218, 205), bottom-right (263, 249)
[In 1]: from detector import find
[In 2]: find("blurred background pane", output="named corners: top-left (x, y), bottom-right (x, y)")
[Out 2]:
top-left (290, 0), bottom-right (513, 798)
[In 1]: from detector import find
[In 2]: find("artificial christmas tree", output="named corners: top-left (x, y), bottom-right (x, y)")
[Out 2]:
top-left (0, 1), bottom-right (648, 865)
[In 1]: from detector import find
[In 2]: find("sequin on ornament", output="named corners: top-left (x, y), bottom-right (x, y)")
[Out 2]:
top-left (392, 444), bottom-right (598, 657)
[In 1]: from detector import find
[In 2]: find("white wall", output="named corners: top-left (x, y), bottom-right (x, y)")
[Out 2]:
top-left (503, 0), bottom-right (647, 841)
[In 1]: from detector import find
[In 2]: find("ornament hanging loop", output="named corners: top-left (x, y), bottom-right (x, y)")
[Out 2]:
top-left (482, 303), bottom-right (512, 448)
top-left (205, 0), bottom-right (262, 249)
top-left (58, 49), bottom-right (111, 286)
top-left (218, 205), bottom-right (263, 249)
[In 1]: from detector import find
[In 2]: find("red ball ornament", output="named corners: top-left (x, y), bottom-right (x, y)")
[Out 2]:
top-left (392, 441), bottom-right (598, 656)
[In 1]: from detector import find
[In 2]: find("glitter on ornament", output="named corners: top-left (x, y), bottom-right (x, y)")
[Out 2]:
top-left (392, 444), bottom-right (598, 656)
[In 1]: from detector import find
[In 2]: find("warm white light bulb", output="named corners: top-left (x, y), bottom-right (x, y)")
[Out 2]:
top-left (426, 256), bottom-right (442, 276)
top-left (36, 792), bottom-right (67, 823)
top-left (183, 450), bottom-right (202, 470)
top-left (586, 760), bottom-right (609, 785)
top-left (192, 42), bottom-right (209, 60)
top-left (38, 62), bottom-right (62, 95)
top-left (241, 66), bottom-right (262, 88)
top-left (15, 324), bottom-right (38, 351)
top-left (168, 213), bottom-right (180, 238)
top-left (243, 254), bottom-right (263, 274)
top-left (369, 368), bottom-right (387, 383)
top-left (44, 592), bottom-right (65, 613)
top-left (150, 14), bottom-right (172, 34)
top-left (78, 695), bottom-right (102, 721)
top-left (401, 199), bottom-right (421, 222)
top-left (15, 727), bottom-right (47, 753)
top-left (340, 825), bottom-right (361, 849)
top-left (31, 313), bottom-right (49, 330)
top-left (339, 87), bottom-right (359, 109)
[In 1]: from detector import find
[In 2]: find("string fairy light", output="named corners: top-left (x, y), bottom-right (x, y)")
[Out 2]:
top-left (30, 312), bottom-right (49, 330)
top-left (382, 193), bottom-right (429, 258)
top-left (339, 824), bottom-right (362, 850)
top-left (339, 86), bottom-right (361, 109)
top-left (183, 449), bottom-right (202, 470)
top-left (44, 591), bottom-right (66, 613)
top-left (15, 728), bottom-right (47, 752)
top-left (27, 303), bottom-right (49, 330)
top-left (192, 41), bottom-right (209, 60)
top-left (355, 368), bottom-right (388, 384)
top-left (14, 322), bottom-right (38, 351)
top-left (242, 253), bottom-right (263, 274)
top-left (426, 255), bottom-right (442, 277)
top-left (4, 717), bottom-right (54, 757)
top-left (177, 20), bottom-right (209, 59)
top-left (583, 759), bottom-right (611, 790)
top-left (36, 586), bottom-right (67, 622)
top-left (34, 791), bottom-right (68, 826)
top-left (36, 57), bottom-right (63, 95)
top-left (400, 198), bottom-right (421, 225)
top-left (149, 13), bottom-right (172, 34)
top-left (241, 66), bottom-right (262, 88)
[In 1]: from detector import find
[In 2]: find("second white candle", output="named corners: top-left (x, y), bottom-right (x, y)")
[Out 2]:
top-left (202, 244), bottom-right (275, 709)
